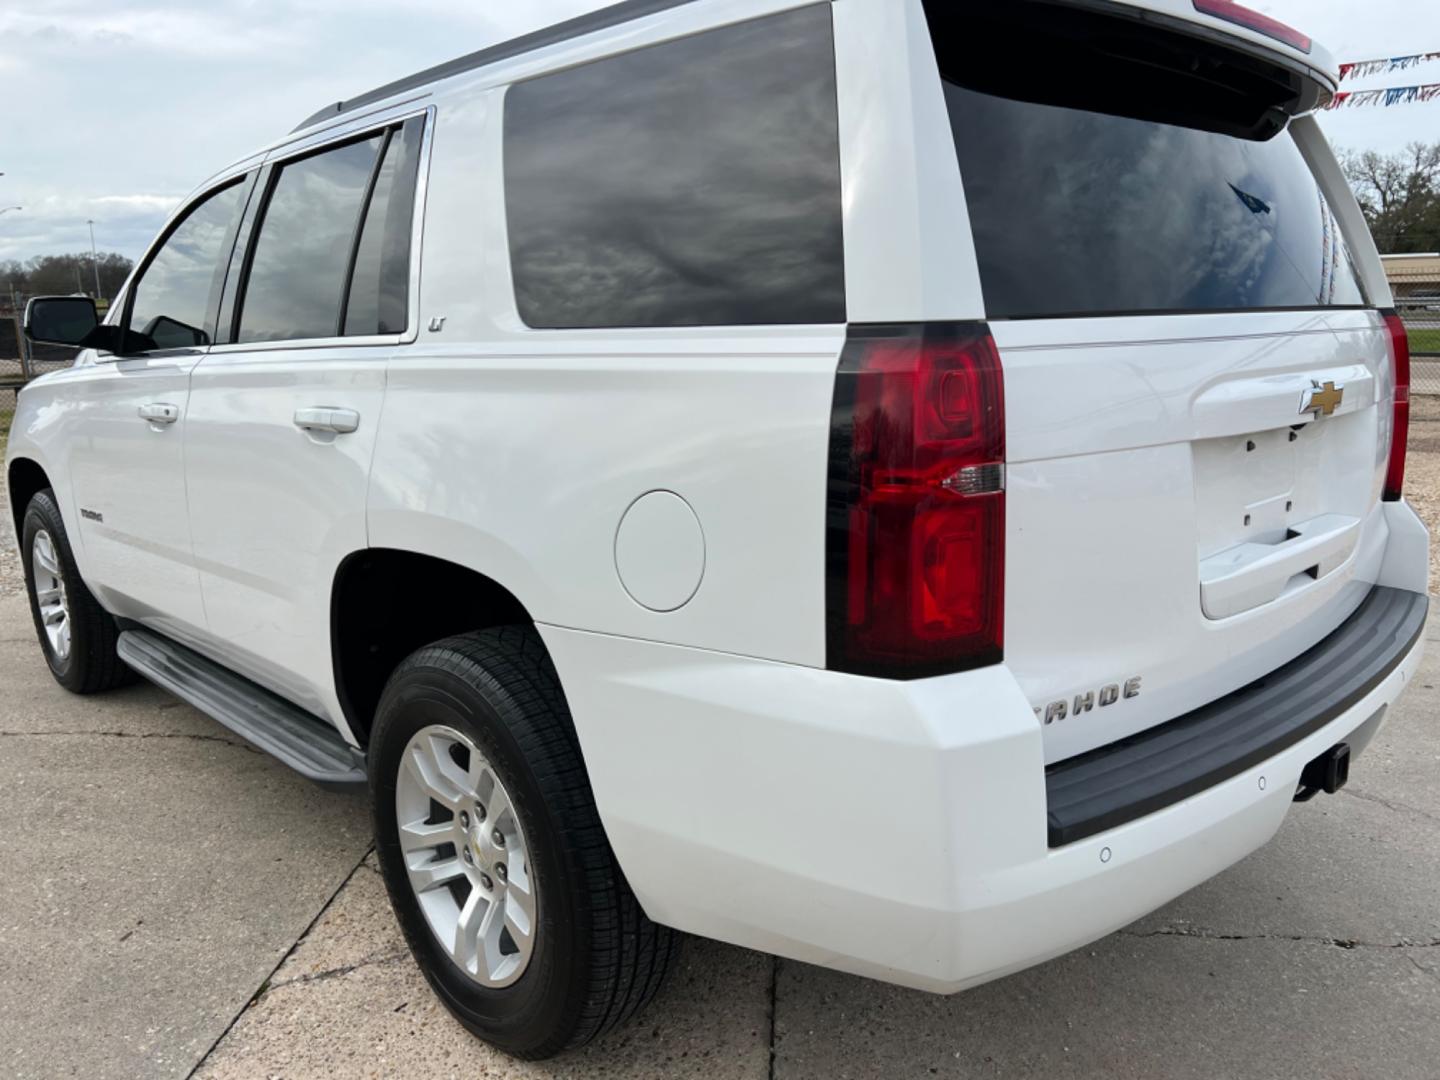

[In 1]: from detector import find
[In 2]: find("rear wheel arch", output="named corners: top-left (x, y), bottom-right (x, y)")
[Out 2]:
top-left (330, 548), bottom-right (535, 746)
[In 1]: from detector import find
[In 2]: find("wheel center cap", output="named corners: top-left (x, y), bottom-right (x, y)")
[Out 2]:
top-left (470, 829), bottom-right (490, 869)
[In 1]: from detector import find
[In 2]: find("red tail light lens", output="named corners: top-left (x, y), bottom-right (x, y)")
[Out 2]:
top-left (1382, 310), bottom-right (1410, 502)
top-left (1192, 0), bottom-right (1312, 54)
top-left (826, 324), bottom-right (1005, 678)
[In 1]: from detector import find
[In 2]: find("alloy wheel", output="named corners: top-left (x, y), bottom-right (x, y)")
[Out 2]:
top-left (395, 724), bottom-right (538, 987)
top-left (31, 529), bottom-right (71, 661)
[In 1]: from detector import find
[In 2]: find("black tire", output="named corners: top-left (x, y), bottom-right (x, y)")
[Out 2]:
top-left (21, 489), bottom-right (134, 694)
top-left (370, 626), bottom-right (680, 1060)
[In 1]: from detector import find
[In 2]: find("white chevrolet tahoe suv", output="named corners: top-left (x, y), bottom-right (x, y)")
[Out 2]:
top-left (7, 0), bottom-right (1430, 1060)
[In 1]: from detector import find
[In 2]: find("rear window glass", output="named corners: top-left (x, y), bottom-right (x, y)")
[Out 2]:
top-left (503, 4), bottom-right (845, 329)
top-left (945, 83), bottom-right (1367, 319)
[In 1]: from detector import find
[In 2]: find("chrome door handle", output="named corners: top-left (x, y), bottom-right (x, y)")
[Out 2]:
top-left (138, 403), bottom-right (179, 425)
top-left (294, 407), bottom-right (360, 435)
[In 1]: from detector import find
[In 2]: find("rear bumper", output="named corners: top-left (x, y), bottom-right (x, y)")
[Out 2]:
top-left (1046, 585), bottom-right (1427, 846)
top-left (541, 585), bottom-right (1427, 994)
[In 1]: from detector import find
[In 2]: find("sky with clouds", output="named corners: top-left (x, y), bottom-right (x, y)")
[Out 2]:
top-left (0, 0), bottom-right (1436, 265)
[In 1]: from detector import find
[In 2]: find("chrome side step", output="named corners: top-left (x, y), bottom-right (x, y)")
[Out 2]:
top-left (116, 629), bottom-right (367, 790)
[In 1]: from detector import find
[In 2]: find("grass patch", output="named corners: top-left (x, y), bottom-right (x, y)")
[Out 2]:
top-left (1411, 327), bottom-right (1440, 356)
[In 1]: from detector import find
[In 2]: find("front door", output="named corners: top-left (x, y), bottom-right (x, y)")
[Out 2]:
top-left (62, 353), bottom-right (202, 634)
top-left (63, 176), bottom-right (253, 637)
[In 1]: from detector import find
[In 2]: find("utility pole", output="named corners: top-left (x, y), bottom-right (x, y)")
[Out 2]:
top-left (87, 220), bottom-right (102, 299)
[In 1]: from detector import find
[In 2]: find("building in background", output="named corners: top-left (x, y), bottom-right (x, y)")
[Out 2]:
top-left (1383, 253), bottom-right (1440, 301)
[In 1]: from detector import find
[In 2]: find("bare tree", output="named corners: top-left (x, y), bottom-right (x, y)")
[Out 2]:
top-left (1341, 142), bottom-right (1440, 253)
top-left (2, 253), bottom-right (134, 304)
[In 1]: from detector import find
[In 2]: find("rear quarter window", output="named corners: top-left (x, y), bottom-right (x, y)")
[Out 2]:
top-left (503, 4), bottom-right (845, 329)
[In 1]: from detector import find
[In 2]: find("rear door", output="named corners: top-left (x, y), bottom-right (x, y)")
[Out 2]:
top-left (929, 6), bottom-right (1395, 763)
top-left (182, 113), bottom-right (427, 722)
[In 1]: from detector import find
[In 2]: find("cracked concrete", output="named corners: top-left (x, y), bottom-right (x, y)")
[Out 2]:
top-left (266, 951), bottom-right (414, 990)
top-left (0, 595), bottom-right (372, 1080)
top-left (186, 603), bottom-right (1440, 1079)
top-left (771, 932), bottom-right (1440, 1080)
top-left (0, 728), bottom-right (262, 752)
top-left (1119, 926), bottom-right (1440, 949)
top-left (194, 851), bottom-right (774, 1080)
top-left (1340, 784), bottom-right (1440, 824)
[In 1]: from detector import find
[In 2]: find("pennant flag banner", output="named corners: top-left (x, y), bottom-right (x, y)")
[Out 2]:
top-left (1339, 53), bottom-right (1440, 81)
top-left (1319, 83), bottom-right (1440, 109)
top-left (1324, 83), bottom-right (1440, 110)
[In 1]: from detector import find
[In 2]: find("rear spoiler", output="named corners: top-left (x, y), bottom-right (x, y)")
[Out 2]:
top-left (922, 0), bottom-right (1332, 141)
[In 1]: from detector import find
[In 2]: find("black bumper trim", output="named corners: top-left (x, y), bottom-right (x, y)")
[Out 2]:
top-left (1045, 586), bottom-right (1428, 848)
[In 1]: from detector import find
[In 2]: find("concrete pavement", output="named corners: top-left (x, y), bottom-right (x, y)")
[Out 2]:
top-left (1, 590), bottom-right (1438, 1078)
top-left (0, 596), bottom-right (373, 1079)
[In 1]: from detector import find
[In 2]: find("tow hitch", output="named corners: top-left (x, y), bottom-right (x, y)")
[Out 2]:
top-left (1294, 743), bottom-right (1351, 802)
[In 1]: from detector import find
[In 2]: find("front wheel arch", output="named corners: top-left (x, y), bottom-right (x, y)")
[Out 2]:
top-left (19, 487), bottom-right (134, 694)
top-left (7, 457), bottom-right (52, 545)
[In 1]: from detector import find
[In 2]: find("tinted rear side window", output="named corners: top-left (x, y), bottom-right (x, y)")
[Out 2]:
top-left (503, 4), bottom-right (845, 329)
top-left (345, 115), bottom-right (425, 336)
top-left (945, 83), bottom-right (1366, 319)
top-left (238, 135), bottom-right (383, 343)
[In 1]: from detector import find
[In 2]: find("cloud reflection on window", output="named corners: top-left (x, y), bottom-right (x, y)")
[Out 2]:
top-left (504, 4), bottom-right (845, 330)
top-left (238, 136), bottom-right (381, 343)
top-left (945, 83), bottom-right (1366, 318)
top-left (128, 180), bottom-right (246, 347)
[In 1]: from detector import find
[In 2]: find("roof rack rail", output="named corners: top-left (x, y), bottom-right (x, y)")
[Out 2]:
top-left (292, 0), bottom-right (700, 133)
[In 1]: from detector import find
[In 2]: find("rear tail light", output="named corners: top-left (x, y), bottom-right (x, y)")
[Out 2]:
top-left (1192, 0), bottom-right (1312, 54)
top-left (1382, 310), bottom-right (1410, 502)
top-left (826, 323), bottom-right (1005, 679)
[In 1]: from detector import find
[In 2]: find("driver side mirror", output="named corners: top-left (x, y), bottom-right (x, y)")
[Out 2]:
top-left (23, 295), bottom-right (139, 354)
top-left (24, 296), bottom-right (100, 348)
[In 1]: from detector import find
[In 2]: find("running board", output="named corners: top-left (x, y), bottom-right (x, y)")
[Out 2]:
top-left (116, 629), bottom-right (367, 791)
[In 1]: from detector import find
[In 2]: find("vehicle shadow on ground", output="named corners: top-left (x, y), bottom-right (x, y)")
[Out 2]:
top-left (4, 591), bottom-right (1438, 1080)
top-left (197, 646), bottom-right (1440, 1080)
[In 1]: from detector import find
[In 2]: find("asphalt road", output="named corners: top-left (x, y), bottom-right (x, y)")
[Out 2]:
top-left (2, 589), bottom-right (1439, 1078)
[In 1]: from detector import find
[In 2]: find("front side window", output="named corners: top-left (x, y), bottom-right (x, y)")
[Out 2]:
top-left (503, 4), bottom-right (845, 329)
top-left (127, 179), bottom-right (247, 349)
top-left (237, 135), bottom-right (383, 343)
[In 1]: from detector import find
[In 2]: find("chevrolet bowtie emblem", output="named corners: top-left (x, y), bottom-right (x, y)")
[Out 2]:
top-left (1303, 380), bottom-right (1344, 418)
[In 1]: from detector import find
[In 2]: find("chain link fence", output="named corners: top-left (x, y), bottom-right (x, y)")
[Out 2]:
top-left (1, 307), bottom-right (78, 444)
top-left (1, 316), bottom-right (26, 444)
top-left (1386, 258), bottom-right (1440, 396)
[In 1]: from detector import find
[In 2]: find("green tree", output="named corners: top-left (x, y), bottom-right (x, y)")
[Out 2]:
top-left (1340, 142), bottom-right (1440, 254)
